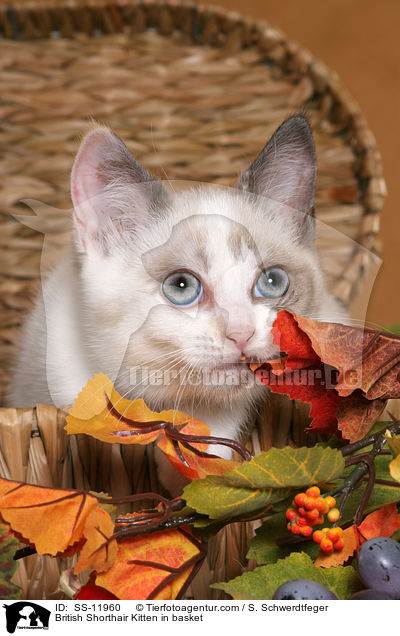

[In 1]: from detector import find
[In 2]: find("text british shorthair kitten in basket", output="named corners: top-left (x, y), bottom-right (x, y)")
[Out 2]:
top-left (9, 115), bottom-right (344, 492)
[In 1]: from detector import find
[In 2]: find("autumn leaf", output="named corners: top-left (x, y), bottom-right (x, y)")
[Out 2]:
top-left (212, 552), bottom-right (363, 600)
top-left (74, 506), bottom-right (117, 575)
top-left (0, 478), bottom-right (98, 556)
top-left (385, 430), bottom-right (400, 457)
top-left (66, 374), bottom-right (244, 479)
top-left (183, 446), bottom-right (345, 521)
top-left (157, 418), bottom-right (240, 479)
top-left (357, 503), bottom-right (400, 541)
top-left (254, 311), bottom-right (399, 442)
top-left (316, 504), bottom-right (400, 569)
top-left (96, 527), bottom-right (204, 600)
top-left (66, 373), bottom-right (192, 446)
top-left (0, 521), bottom-right (22, 600)
top-left (384, 431), bottom-right (400, 482)
top-left (389, 457), bottom-right (400, 482)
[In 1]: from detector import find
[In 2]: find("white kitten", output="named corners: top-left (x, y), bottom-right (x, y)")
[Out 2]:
top-left (8, 116), bottom-right (343, 489)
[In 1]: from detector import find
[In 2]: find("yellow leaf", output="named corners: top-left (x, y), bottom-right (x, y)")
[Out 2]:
top-left (389, 454), bottom-right (400, 482)
top-left (66, 374), bottom-right (192, 445)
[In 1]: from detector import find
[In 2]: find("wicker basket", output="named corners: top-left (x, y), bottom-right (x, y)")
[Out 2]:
top-left (0, 0), bottom-right (386, 599)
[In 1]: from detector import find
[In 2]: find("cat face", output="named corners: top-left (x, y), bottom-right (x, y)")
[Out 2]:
top-left (70, 117), bottom-right (340, 411)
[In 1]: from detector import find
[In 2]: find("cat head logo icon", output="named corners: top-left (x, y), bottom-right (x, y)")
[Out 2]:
top-left (3, 602), bottom-right (50, 633)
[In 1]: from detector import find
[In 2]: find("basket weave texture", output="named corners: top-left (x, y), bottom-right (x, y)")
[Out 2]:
top-left (0, 0), bottom-right (387, 599)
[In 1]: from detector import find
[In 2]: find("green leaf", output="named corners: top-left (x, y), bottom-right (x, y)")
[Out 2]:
top-left (214, 446), bottom-right (345, 489)
top-left (247, 512), bottom-right (319, 565)
top-left (192, 503), bottom-right (278, 540)
top-left (0, 522), bottom-right (22, 600)
top-left (183, 446), bottom-right (345, 521)
top-left (184, 479), bottom-right (291, 520)
top-left (212, 552), bottom-right (362, 600)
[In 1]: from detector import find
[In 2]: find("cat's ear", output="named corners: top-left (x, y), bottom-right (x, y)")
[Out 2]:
top-left (71, 126), bottom-right (167, 252)
top-left (237, 115), bottom-right (316, 240)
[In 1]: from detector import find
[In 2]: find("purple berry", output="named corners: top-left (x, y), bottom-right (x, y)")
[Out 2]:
top-left (358, 537), bottom-right (400, 598)
top-left (273, 579), bottom-right (337, 600)
top-left (351, 589), bottom-right (394, 600)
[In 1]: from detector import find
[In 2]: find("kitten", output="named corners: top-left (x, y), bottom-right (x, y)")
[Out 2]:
top-left (8, 116), bottom-right (343, 488)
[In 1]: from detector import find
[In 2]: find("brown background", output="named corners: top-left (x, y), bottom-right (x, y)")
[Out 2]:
top-left (204, 0), bottom-right (400, 327)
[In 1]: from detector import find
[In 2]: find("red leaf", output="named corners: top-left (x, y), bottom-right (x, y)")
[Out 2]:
top-left (358, 504), bottom-right (400, 542)
top-left (271, 310), bottom-right (319, 369)
top-left (75, 584), bottom-right (119, 600)
top-left (254, 310), bottom-right (397, 441)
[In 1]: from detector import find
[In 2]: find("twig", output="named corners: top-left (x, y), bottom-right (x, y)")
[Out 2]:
top-left (105, 394), bottom-right (253, 462)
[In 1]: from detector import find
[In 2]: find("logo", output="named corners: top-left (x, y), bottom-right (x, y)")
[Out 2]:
top-left (3, 602), bottom-right (50, 633)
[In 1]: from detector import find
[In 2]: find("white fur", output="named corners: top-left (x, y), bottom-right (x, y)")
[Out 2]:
top-left (8, 121), bottom-right (345, 494)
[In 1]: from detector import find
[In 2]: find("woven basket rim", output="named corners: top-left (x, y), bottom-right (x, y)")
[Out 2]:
top-left (0, 0), bottom-right (386, 255)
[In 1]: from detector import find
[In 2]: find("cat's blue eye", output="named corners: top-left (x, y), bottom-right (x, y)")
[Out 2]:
top-left (162, 271), bottom-right (203, 307)
top-left (255, 267), bottom-right (289, 299)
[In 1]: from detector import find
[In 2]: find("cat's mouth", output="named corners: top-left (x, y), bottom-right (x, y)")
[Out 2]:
top-left (211, 362), bottom-right (250, 373)
top-left (210, 353), bottom-right (284, 373)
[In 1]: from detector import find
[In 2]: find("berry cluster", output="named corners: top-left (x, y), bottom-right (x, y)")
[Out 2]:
top-left (313, 526), bottom-right (344, 553)
top-left (286, 487), bottom-right (341, 545)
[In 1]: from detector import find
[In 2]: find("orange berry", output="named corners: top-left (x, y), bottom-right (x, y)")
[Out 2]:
top-left (326, 508), bottom-right (340, 523)
top-left (306, 486), bottom-right (320, 498)
top-left (327, 508), bottom-right (340, 523)
top-left (300, 525), bottom-right (313, 537)
top-left (306, 508), bottom-right (319, 521)
top-left (327, 527), bottom-right (342, 543)
top-left (315, 515), bottom-right (325, 525)
top-left (305, 498), bottom-right (316, 511)
top-left (320, 538), bottom-right (334, 553)
top-left (297, 507), bottom-right (307, 517)
top-left (333, 539), bottom-right (345, 551)
top-left (324, 496), bottom-right (336, 509)
top-left (286, 508), bottom-right (297, 522)
top-left (313, 530), bottom-right (324, 544)
top-left (294, 493), bottom-right (306, 507)
top-left (297, 516), bottom-right (309, 527)
top-left (291, 524), bottom-right (301, 535)
top-left (315, 497), bottom-right (327, 512)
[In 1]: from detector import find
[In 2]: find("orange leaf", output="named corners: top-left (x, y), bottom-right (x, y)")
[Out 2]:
top-left (96, 527), bottom-right (203, 600)
top-left (358, 503), bottom-right (400, 541)
top-left (0, 478), bottom-right (98, 556)
top-left (66, 373), bottom-right (192, 445)
top-left (157, 419), bottom-right (240, 479)
top-left (74, 506), bottom-right (117, 575)
top-left (314, 526), bottom-right (357, 568)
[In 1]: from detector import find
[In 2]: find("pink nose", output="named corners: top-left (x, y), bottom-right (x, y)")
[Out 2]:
top-left (226, 327), bottom-right (255, 352)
